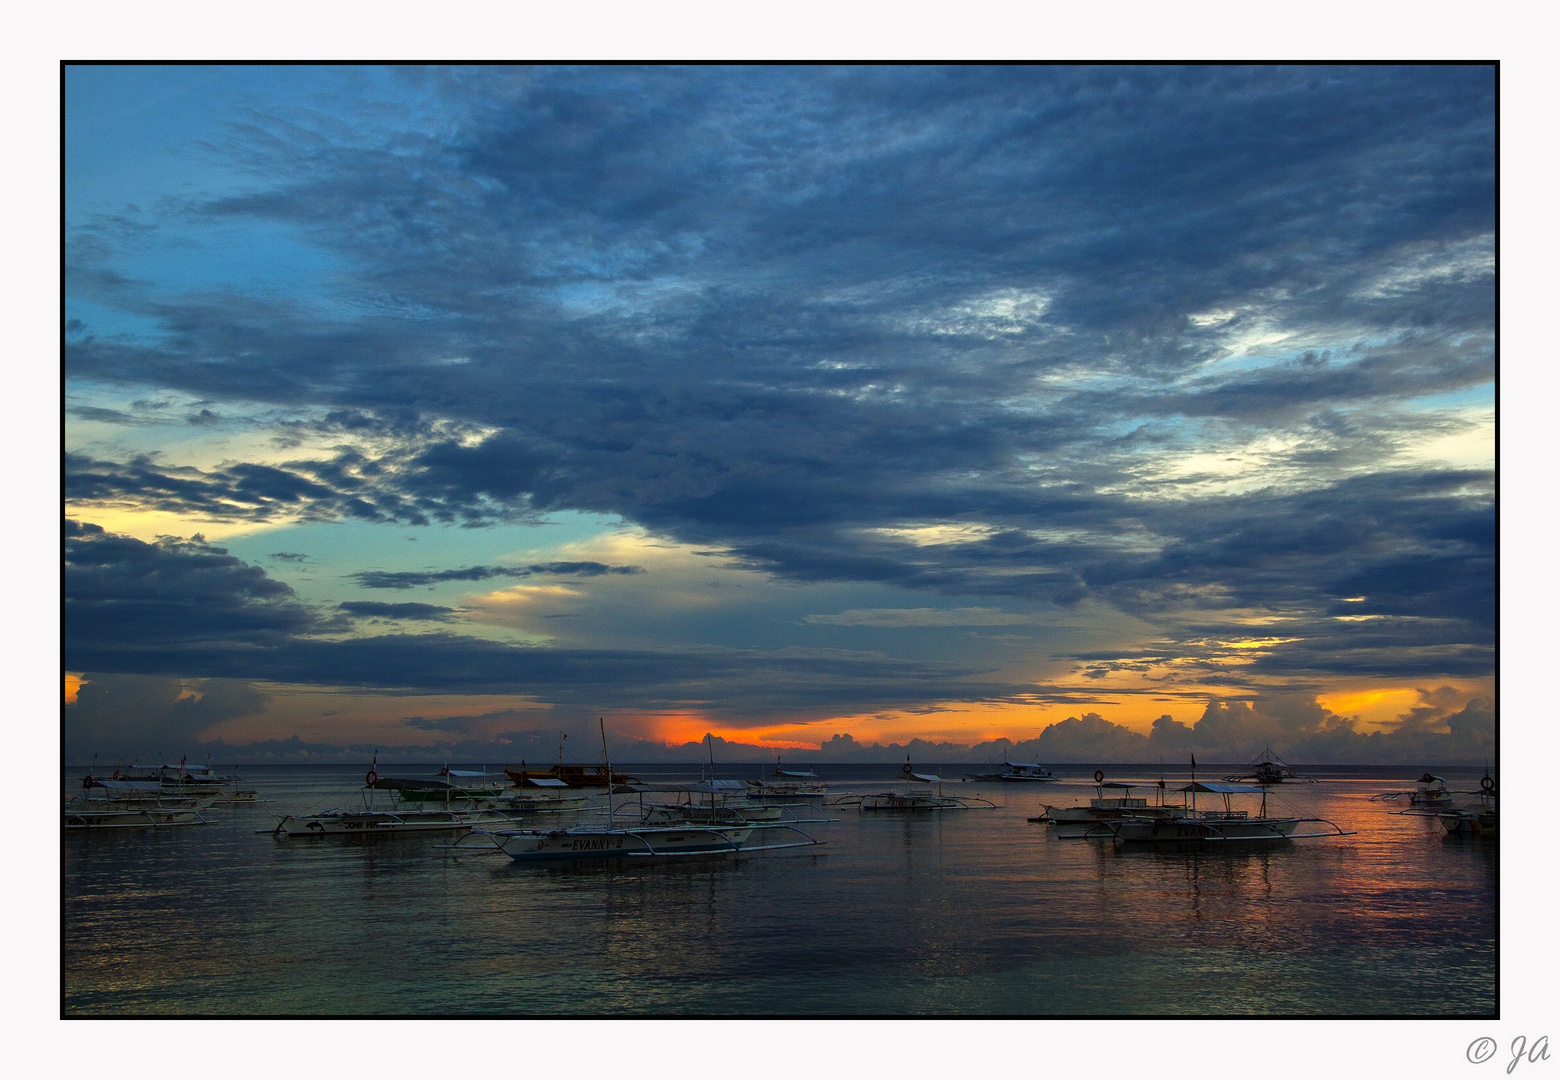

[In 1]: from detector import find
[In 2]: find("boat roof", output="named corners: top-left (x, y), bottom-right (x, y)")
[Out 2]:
top-left (89, 779), bottom-right (163, 792)
top-left (442, 769), bottom-right (495, 778)
top-left (908, 772), bottom-right (943, 783)
top-left (1179, 781), bottom-right (1266, 794)
top-left (1098, 781), bottom-right (1139, 789)
top-left (1005, 762), bottom-right (1045, 769)
top-left (520, 777), bottom-right (571, 788)
top-left (773, 769), bottom-right (819, 778)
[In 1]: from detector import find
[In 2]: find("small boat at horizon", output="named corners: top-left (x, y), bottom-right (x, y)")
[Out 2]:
top-left (745, 764), bottom-right (828, 800)
top-left (1222, 749), bottom-right (1318, 785)
top-left (965, 754), bottom-right (1057, 782)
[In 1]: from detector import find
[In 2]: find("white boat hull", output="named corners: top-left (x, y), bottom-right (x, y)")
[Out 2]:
top-left (490, 825), bottom-right (755, 861)
top-left (65, 807), bottom-right (210, 828)
top-left (1108, 816), bottom-right (1303, 845)
top-left (272, 809), bottom-right (521, 837)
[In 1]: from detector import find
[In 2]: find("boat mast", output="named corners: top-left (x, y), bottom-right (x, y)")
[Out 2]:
top-left (601, 718), bottom-right (613, 828)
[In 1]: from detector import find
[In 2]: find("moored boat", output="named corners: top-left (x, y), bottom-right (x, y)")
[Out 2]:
top-left (1222, 749), bottom-right (1317, 784)
top-left (965, 754), bottom-right (1057, 782)
top-left (745, 765), bottom-right (828, 799)
top-left (836, 761), bottom-right (997, 812)
top-left (65, 782), bottom-right (213, 828)
top-left (270, 807), bottom-right (519, 837)
top-left (1031, 772), bottom-right (1179, 836)
top-left (1101, 781), bottom-right (1352, 846)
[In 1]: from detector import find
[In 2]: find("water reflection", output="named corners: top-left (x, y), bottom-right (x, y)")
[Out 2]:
top-left (64, 766), bottom-right (1496, 1015)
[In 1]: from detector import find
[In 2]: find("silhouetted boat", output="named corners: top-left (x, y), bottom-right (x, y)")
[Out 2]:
top-left (1031, 772), bottom-right (1178, 836)
top-left (835, 760), bottom-right (997, 812)
top-left (1102, 781), bottom-right (1352, 846)
top-left (965, 754), bottom-right (1057, 782)
top-left (1222, 749), bottom-right (1316, 784)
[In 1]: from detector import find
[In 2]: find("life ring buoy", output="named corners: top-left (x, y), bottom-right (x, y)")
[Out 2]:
top-left (1094, 770), bottom-right (1105, 783)
top-left (365, 770), bottom-right (378, 787)
top-left (902, 762), bottom-right (914, 776)
top-left (1480, 775), bottom-right (1494, 792)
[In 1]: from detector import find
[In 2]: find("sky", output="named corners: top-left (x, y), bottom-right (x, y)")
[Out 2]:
top-left (62, 64), bottom-right (1496, 765)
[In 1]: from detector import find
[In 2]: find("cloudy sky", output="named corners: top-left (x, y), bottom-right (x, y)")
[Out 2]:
top-left (63, 65), bottom-right (1495, 764)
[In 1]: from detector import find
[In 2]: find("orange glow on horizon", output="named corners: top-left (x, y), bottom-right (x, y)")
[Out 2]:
top-left (641, 714), bottom-right (822, 751)
top-left (65, 673), bottom-right (87, 705)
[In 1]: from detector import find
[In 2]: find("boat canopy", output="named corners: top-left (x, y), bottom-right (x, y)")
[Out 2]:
top-left (1098, 781), bottom-right (1139, 789)
top-left (517, 776), bottom-right (570, 788)
top-left (1007, 762), bottom-right (1044, 769)
top-left (1419, 773), bottom-right (1446, 784)
top-left (442, 769), bottom-right (497, 779)
top-left (909, 772), bottom-right (943, 783)
top-left (774, 769), bottom-right (819, 778)
top-left (89, 779), bottom-right (163, 792)
top-left (1178, 781), bottom-right (1265, 794)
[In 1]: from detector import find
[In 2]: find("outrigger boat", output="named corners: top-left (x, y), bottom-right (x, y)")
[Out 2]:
top-left (385, 767), bottom-right (507, 802)
top-left (1098, 781), bottom-right (1353, 846)
top-left (1222, 749), bottom-right (1317, 785)
top-left (83, 758), bottom-right (260, 803)
top-left (965, 753), bottom-right (1057, 782)
top-left (625, 735), bottom-right (836, 826)
top-left (504, 730), bottom-right (637, 788)
top-left (453, 722), bottom-right (827, 861)
top-left (1370, 773), bottom-right (1454, 807)
top-left (745, 764), bottom-right (828, 800)
top-left (835, 761), bottom-right (997, 812)
top-left (271, 755), bottom-right (540, 837)
top-left (1030, 771), bottom-right (1179, 836)
top-left (65, 782), bottom-right (213, 829)
top-left (1386, 772), bottom-right (1496, 837)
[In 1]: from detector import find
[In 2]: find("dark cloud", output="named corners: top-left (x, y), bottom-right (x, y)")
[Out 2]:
top-left (337, 601), bottom-right (459, 622)
top-left (66, 524), bottom-right (1019, 719)
top-left (65, 673), bottom-right (272, 761)
top-left (65, 67), bottom-right (1496, 726)
top-left (350, 561), bottom-right (644, 589)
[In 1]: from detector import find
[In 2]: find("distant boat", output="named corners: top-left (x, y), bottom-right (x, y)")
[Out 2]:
top-left (965, 754), bottom-right (1057, 782)
top-left (835, 760), bottom-right (997, 812)
top-left (83, 760), bottom-right (260, 803)
top-left (1222, 748), bottom-right (1317, 784)
top-left (272, 759), bottom-right (546, 837)
top-left (746, 764), bottom-right (828, 800)
top-left (504, 727), bottom-right (639, 788)
top-left (460, 727), bottom-right (825, 860)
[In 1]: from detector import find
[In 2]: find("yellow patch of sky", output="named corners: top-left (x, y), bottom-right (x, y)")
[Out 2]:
top-left (1316, 682), bottom-right (1490, 731)
top-left (1397, 407), bottom-right (1494, 471)
top-left (66, 673), bottom-right (87, 705)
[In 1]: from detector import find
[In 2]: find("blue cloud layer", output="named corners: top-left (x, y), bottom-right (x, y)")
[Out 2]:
top-left (65, 66), bottom-right (1495, 733)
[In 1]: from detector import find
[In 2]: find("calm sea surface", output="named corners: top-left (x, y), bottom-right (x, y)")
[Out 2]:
top-left (61, 763), bottom-right (1496, 1016)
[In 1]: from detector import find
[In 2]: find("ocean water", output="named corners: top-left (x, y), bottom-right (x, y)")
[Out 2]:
top-left (61, 763), bottom-right (1496, 1016)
